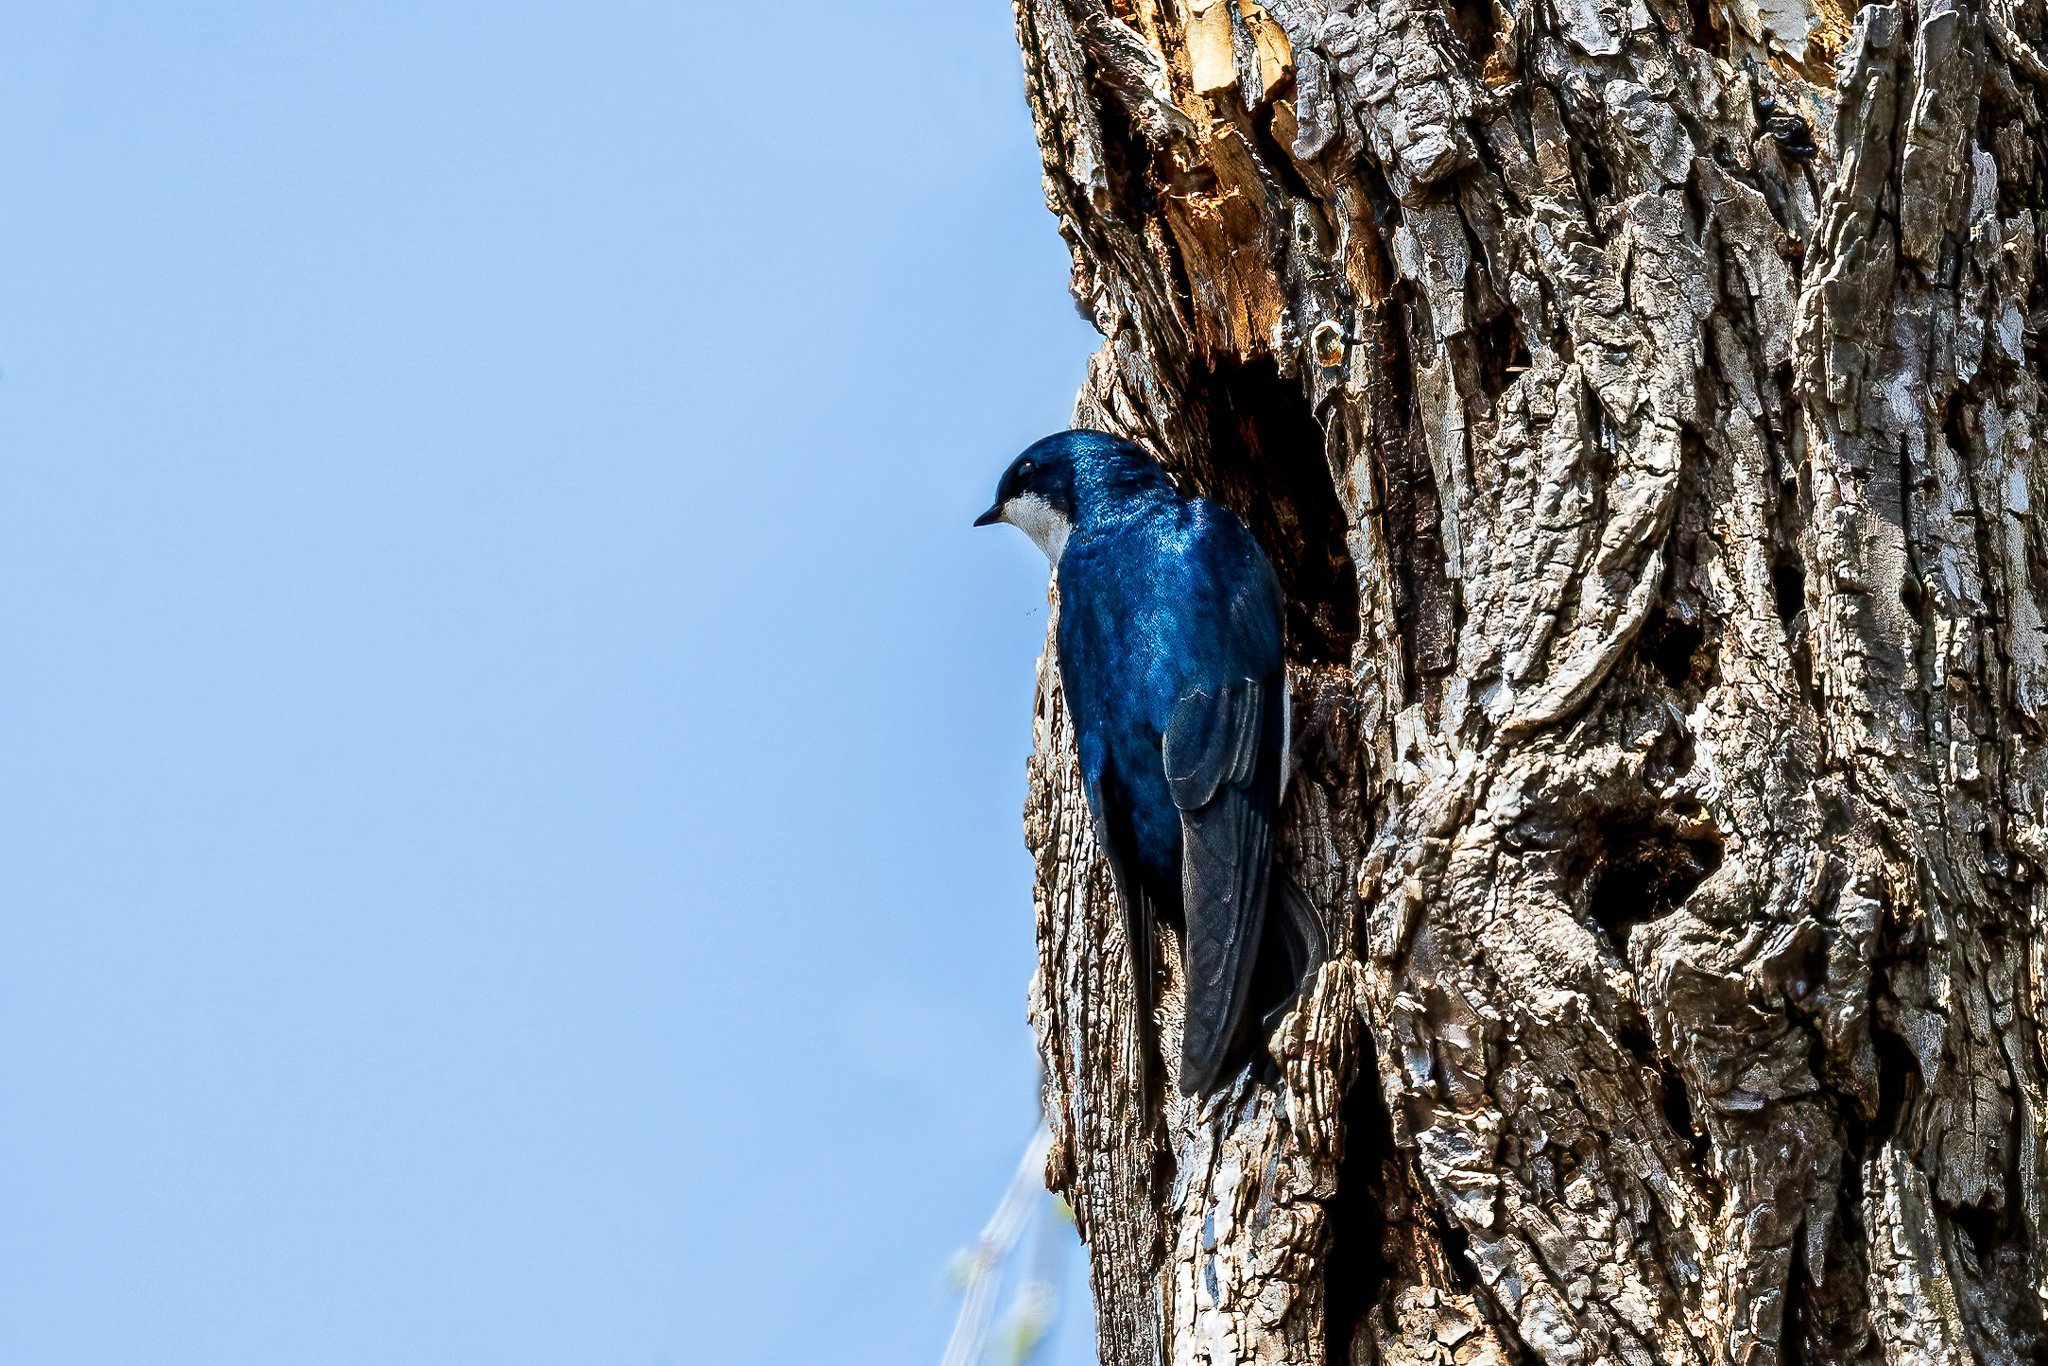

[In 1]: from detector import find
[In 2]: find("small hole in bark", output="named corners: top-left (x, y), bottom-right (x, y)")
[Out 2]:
top-left (1585, 813), bottom-right (1724, 952)
top-left (1445, 0), bottom-right (1505, 68)
top-left (1435, 1217), bottom-right (1475, 1283)
top-left (1898, 573), bottom-right (1925, 621)
top-left (1617, 1015), bottom-right (1712, 1166)
top-left (1470, 308), bottom-right (1531, 404)
top-left (1191, 354), bottom-right (1361, 665)
top-left (1657, 1054), bottom-right (1711, 1165)
top-left (1323, 1040), bottom-right (1395, 1365)
top-left (1580, 143), bottom-right (1616, 205)
top-left (1774, 556), bottom-right (1816, 698)
top-left (1682, 177), bottom-right (1711, 244)
top-left (1953, 1201), bottom-right (2003, 1264)
top-left (1254, 101), bottom-right (1318, 206)
top-left (1638, 607), bottom-right (1709, 689)
top-left (1091, 77), bottom-right (1158, 222)
top-left (1772, 559), bottom-right (1807, 623)
top-left (1869, 1011), bottom-right (1918, 1142)
top-left (1689, 0), bottom-right (1731, 58)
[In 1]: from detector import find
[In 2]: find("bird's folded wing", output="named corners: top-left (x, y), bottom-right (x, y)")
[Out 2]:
top-left (1162, 677), bottom-right (1276, 1095)
top-left (1083, 761), bottom-right (1159, 1080)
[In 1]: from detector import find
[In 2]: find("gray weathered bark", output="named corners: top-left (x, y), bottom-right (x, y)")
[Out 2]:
top-left (1008, 0), bottom-right (2048, 1362)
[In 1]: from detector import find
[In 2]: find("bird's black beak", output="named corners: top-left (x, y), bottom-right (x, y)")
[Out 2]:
top-left (973, 502), bottom-right (1005, 527)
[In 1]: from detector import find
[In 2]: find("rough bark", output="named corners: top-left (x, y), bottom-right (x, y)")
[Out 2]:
top-left (1008, 0), bottom-right (2048, 1362)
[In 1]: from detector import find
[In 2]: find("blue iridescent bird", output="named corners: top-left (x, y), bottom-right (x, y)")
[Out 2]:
top-left (976, 429), bottom-right (1322, 1096)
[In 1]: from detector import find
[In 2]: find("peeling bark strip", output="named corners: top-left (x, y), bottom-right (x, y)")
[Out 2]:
top-left (1009, 0), bottom-right (2048, 1362)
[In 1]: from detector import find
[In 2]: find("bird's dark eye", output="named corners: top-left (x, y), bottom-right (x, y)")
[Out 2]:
top-left (1016, 459), bottom-right (1036, 481)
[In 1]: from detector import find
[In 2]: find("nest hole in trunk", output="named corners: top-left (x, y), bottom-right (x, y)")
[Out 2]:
top-left (1580, 806), bottom-right (1724, 956)
top-left (1187, 354), bottom-right (1361, 666)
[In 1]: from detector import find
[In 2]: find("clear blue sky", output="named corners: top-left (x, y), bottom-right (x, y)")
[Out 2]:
top-left (0, 6), bottom-right (1100, 1363)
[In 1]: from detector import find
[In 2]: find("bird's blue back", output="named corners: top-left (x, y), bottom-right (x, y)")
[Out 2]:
top-left (1056, 494), bottom-right (1283, 896)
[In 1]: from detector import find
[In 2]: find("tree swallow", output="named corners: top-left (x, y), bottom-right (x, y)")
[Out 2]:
top-left (977, 430), bottom-right (1322, 1096)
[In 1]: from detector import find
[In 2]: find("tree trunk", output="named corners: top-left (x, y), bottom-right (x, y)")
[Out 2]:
top-left (1008, 1), bottom-right (2048, 1363)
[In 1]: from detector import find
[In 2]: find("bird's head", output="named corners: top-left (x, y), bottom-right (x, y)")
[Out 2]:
top-left (974, 430), bottom-right (1170, 561)
top-left (972, 434), bottom-right (1082, 562)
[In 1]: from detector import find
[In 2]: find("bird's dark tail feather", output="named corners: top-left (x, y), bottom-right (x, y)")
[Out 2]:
top-left (1125, 887), bottom-right (1161, 1098)
top-left (1243, 873), bottom-right (1328, 1089)
top-left (1189, 872), bottom-right (1329, 1096)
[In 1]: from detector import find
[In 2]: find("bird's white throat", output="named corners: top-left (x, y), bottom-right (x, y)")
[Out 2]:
top-left (1003, 493), bottom-right (1073, 562)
